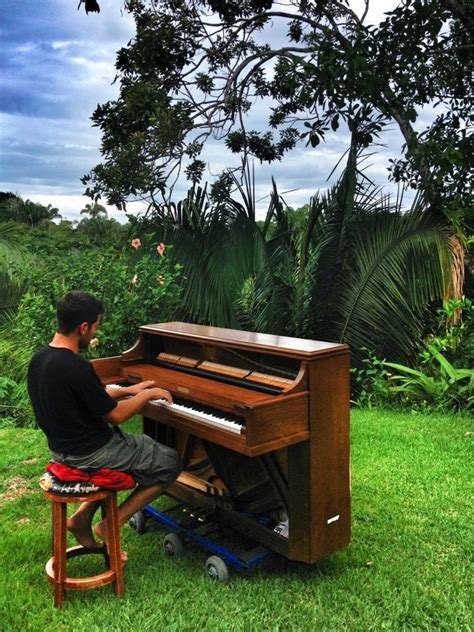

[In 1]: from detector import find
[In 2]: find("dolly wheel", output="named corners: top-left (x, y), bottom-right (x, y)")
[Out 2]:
top-left (163, 533), bottom-right (184, 557)
top-left (205, 556), bottom-right (230, 583)
top-left (128, 510), bottom-right (147, 534)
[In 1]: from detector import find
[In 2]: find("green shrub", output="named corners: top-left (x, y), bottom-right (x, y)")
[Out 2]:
top-left (11, 242), bottom-right (181, 354)
top-left (397, 297), bottom-right (474, 412)
top-left (0, 375), bottom-right (18, 427)
top-left (351, 298), bottom-right (473, 413)
top-left (350, 348), bottom-right (391, 409)
top-left (1, 239), bottom-right (182, 426)
top-left (384, 347), bottom-right (473, 412)
top-left (422, 297), bottom-right (474, 369)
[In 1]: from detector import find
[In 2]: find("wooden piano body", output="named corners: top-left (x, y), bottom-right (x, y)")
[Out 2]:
top-left (92, 322), bottom-right (351, 564)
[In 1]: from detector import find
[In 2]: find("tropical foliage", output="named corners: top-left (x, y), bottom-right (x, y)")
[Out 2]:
top-left (351, 298), bottom-right (474, 412)
top-left (0, 234), bottom-right (182, 427)
top-left (132, 146), bottom-right (456, 369)
top-left (385, 350), bottom-right (473, 412)
top-left (73, 0), bottom-right (471, 415)
top-left (0, 192), bottom-right (61, 226)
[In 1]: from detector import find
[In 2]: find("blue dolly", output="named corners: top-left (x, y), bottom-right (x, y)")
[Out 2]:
top-left (129, 501), bottom-right (269, 582)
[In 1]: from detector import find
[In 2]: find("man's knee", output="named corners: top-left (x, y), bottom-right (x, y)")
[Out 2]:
top-left (142, 442), bottom-right (182, 488)
top-left (159, 446), bottom-right (182, 486)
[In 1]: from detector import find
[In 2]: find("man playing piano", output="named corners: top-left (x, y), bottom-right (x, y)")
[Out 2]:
top-left (27, 290), bottom-right (181, 554)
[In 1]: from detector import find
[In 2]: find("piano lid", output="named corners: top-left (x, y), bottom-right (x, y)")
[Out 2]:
top-left (139, 322), bottom-right (349, 360)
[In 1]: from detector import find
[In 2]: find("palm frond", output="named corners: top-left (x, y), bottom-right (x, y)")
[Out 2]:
top-left (0, 222), bottom-right (24, 266)
top-left (171, 208), bottom-right (260, 327)
top-left (331, 206), bottom-right (452, 362)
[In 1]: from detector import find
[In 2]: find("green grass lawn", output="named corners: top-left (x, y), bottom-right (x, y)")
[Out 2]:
top-left (0, 410), bottom-right (472, 632)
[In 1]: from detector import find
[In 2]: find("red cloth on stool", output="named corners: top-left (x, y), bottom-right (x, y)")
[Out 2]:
top-left (46, 462), bottom-right (135, 490)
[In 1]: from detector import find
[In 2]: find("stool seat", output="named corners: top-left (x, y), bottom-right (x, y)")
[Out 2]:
top-left (43, 488), bottom-right (125, 607)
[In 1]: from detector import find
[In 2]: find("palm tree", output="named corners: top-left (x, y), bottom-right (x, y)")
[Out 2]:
top-left (140, 142), bottom-right (455, 366)
top-left (142, 182), bottom-right (257, 327)
top-left (13, 200), bottom-right (61, 226)
top-left (80, 202), bottom-right (107, 219)
top-left (240, 145), bottom-right (454, 364)
top-left (0, 222), bottom-right (25, 321)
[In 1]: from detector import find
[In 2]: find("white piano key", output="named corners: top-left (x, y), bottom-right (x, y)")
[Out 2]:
top-left (149, 399), bottom-right (243, 434)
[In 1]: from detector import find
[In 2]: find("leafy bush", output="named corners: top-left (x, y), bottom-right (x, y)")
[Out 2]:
top-left (0, 375), bottom-right (19, 427)
top-left (11, 241), bottom-right (181, 354)
top-left (1, 239), bottom-right (182, 426)
top-left (350, 348), bottom-right (391, 409)
top-left (385, 347), bottom-right (473, 413)
top-left (422, 297), bottom-right (474, 369)
top-left (351, 300), bottom-right (474, 413)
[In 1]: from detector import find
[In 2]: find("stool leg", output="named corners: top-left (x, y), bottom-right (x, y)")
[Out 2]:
top-left (52, 501), bottom-right (67, 608)
top-left (100, 501), bottom-right (110, 567)
top-left (104, 494), bottom-right (125, 598)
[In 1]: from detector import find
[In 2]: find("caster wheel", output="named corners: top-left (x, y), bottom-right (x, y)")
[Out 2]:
top-left (205, 556), bottom-right (230, 583)
top-left (163, 533), bottom-right (184, 557)
top-left (128, 509), bottom-right (147, 534)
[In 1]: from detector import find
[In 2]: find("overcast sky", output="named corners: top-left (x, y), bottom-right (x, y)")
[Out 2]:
top-left (1, 0), bottom-right (424, 223)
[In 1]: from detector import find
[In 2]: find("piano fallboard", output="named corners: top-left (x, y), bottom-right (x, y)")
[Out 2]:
top-left (121, 363), bottom-right (270, 410)
top-left (99, 361), bottom-right (309, 456)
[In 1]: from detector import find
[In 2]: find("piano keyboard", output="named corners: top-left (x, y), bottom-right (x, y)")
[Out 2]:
top-left (106, 385), bottom-right (243, 435)
top-left (149, 399), bottom-right (244, 435)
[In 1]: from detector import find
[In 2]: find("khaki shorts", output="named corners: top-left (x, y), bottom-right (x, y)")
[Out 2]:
top-left (51, 427), bottom-right (181, 487)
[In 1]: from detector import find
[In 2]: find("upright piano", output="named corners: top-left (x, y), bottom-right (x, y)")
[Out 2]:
top-left (92, 322), bottom-right (351, 564)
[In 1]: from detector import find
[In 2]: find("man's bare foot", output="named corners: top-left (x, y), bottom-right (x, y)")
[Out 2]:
top-left (67, 514), bottom-right (102, 550)
top-left (94, 520), bottom-right (128, 562)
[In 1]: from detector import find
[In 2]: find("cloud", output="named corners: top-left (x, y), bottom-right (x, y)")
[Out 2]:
top-left (0, 0), bottom-right (419, 223)
top-left (0, 0), bottom-right (135, 219)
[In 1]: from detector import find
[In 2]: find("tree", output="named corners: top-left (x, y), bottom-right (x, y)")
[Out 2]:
top-left (0, 194), bottom-right (62, 227)
top-left (76, 214), bottom-right (125, 246)
top-left (0, 194), bottom-right (26, 319)
top-left (19, 200), bottom-right (61, 226)
top-left (80, 201), bottom-right (108, 218)
top-left (0, 194), bottom-right (29, 290)
top-left (83, 0), bottom-right (472, 217)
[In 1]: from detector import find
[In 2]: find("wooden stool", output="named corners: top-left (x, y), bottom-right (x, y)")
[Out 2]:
top-left (43, 489), bottom-right (125, 607)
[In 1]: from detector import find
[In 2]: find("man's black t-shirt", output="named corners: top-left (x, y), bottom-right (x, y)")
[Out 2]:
top-left (27, 346), bottom-right (117, 456)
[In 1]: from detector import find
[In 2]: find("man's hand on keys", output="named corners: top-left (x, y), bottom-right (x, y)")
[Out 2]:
top-left (127, 379), bottom-right (156, 395)
top-left (146, 387), bottom-right (173, 405)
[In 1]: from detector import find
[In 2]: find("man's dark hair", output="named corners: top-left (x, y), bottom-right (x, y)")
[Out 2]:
top-left (56, 291), bottom-right (104, 334)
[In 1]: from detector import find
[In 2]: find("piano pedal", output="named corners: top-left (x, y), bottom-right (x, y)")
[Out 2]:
top-left (183, 509), bottom-right (214, 529)
top-left (207, 475), bottom-right (227, 491)
top-left (180, 515), bottom-right (200, 530)
top-left (196, 510), bottom-right (215, 524)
